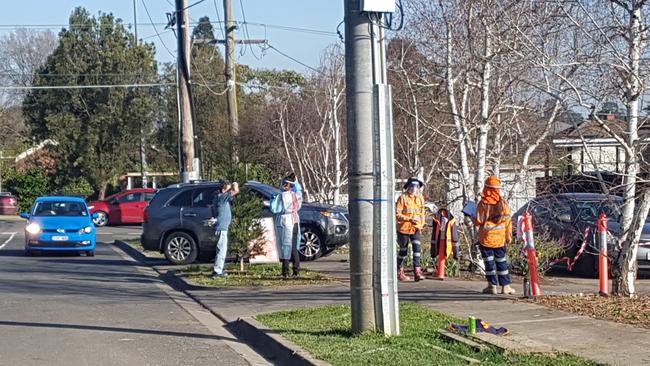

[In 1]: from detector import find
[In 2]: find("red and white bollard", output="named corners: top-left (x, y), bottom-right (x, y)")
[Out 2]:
top-left (598, 213), bottom-right (609, 296)
top-left (522, 212), bottom-right (542, 297)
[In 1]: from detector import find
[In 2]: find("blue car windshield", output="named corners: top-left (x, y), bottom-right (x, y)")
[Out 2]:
top-left (33, 201), bottom-right (88, 217)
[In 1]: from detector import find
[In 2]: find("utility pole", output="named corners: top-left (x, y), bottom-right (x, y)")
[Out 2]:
top-left (176, 0), bottom-right (198, 182)
top-left (345, 0), bottom-right (399, 336)
top-left (134, 0), bottom-right (148, 188)
top-left (345, 0), bottom-right (376, 334)
top-left (223, 0), bottom-right (239, 165)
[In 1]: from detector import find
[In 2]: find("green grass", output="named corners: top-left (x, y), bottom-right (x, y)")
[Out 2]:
top-left (256, 303), bottom-right (600, 366)
top-left (177, 263), bottom-right (338, 287)
top-left (123, 239), bottom-right (165, 258)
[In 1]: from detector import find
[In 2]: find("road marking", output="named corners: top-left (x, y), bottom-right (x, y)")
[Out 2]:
top-left (0, 232), bottom-right (16, 249)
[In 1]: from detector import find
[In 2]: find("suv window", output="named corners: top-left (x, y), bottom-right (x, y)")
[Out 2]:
top-left (117, 193), bottom-right (142, 203)
top-left (192, 188), bottom-right (217, 207)
top-left (169, 190), bottom-right (193, 207)
top-left (144, 192), bottom-right (156, 201)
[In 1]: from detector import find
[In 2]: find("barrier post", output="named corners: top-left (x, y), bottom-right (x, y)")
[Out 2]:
top-left (435, 238), bottom-right (446, 279)
top-left (598, 213), bottom-right (609, 296)
top-left (523, 212), bottom-right (542, 296)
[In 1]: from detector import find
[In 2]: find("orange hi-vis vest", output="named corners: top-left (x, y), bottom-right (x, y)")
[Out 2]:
top-left (396, 193), bottom-right (425, 235)
top-left (433, 214), bottom-right (457, 257)
top-left (473, 199), bottom-right (512, 248)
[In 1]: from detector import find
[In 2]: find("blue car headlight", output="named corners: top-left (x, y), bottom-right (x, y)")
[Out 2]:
top-left (79, 226), bottom-right (93, 234)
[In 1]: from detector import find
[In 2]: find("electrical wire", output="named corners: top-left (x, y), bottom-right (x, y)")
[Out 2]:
top-left (142, 0), bottom-right (176, 58)
top-left (264, 44), bottom-right (319, 73)
top-left (212, 0), bottom-right (225, 39)
top-left (238, 0), bottom-right (262, 59)
top-left (0, 21), bottom-right (337, 37)
top-left (0, 83), bottom-right (175, 90)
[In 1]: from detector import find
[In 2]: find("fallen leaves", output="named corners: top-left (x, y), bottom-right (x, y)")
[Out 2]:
top-left (531, 294), bottom-right (650, 329)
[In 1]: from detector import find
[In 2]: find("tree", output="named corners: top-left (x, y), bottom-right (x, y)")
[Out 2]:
top-left (22, 7), bottom-right (158, 199)
top-left (0, 29), bottom-right (57, 150)
top-left (229, 187), bottom-right (266, 271)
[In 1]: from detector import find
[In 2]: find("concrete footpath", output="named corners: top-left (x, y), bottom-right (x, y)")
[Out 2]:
top-left (117, 242), bottom-right (650, 366)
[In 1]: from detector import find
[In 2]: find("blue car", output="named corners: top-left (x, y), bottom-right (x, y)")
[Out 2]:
top-left (20, 196), bottom-right (98, 256)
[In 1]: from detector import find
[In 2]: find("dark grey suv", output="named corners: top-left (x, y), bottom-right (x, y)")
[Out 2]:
top-left (140, 181), bottom-right (349, 265)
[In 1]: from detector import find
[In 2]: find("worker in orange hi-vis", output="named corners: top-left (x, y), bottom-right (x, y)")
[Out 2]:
top-left (472, 176), bottom-right (516, 295)
top-left (395, 177), bottom-right (426, 282)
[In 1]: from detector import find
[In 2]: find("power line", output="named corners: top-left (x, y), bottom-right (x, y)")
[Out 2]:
top-left (212, 0), bottom-right (225, 39)
top-left (238, 0), bottom-right (262, 59)
top-left (264, 44), bottom-right (319, 73)
top-left (0, 21), bottom-right (337, 37)
top-left (141, 0), bottom-right (176, 58)
top-left (0, 83), bottom-right (175, 90)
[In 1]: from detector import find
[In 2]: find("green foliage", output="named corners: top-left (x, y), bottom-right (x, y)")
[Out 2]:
top-left (430, 257), bottom-right (461, 277)
top-left (5, 169), bottom-right (52, 212)
top-left (507, 232), bottom-right (565, 277)
top-left (22, 7), bottom-right (158, 194)
top-left (213, 163), bottom-right (275, 185)
top-left (229, 187), bottom-right (266, 268)
top-left (61, 177), bottom-right (94, 197)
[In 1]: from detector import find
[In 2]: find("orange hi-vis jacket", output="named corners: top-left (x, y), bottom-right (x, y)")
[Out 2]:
top-left (396, 193), bottom-right (425, 235)
top-left (473, 199), bottom-right (512, 248)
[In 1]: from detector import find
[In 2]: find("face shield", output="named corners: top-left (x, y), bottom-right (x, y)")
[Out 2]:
top-left (407, 183), bottom-right (420, 195)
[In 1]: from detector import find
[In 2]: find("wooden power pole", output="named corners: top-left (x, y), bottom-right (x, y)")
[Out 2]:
top-left (223, 0), bottom-right (239, 165)
top-left (176, 0), bottom-right (198, 182)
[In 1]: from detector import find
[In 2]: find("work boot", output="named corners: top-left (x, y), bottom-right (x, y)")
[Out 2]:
top-left (281, 260), bottom-right (290, 279)
top-left (482, 284), bottom-right (497, 294)
top-left (501, 285), bottom-right (516, 295)
top-left (414, 266), bottom-right (424, 282)
top-left (398, 267), bottom-right (411, 281)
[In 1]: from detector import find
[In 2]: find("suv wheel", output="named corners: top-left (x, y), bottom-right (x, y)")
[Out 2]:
top-left (164, 232), bottom-right (198, 265)
top-left (300, 226), bottom-right (323, 261)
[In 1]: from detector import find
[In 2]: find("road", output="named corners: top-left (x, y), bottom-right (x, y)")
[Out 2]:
top-left (0, 218), bottom-right (257, 366)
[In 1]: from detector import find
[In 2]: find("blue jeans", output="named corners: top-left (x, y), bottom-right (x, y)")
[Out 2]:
top-left (213, 230), bottom-right (228, 274)
top-left (480, 245), bottom-right (512, 286)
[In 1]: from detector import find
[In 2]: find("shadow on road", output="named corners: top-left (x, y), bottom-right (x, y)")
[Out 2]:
top-left (0, 320), bottom-right (239, 342)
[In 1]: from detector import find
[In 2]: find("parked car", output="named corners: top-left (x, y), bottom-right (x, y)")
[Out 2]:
top-left (0, 192), bottom-right (18, 215)
top-left (140, 181), bottom-right (350, 265)
top-left (88, 188), bottom-right (157, 226)
top-left (20, 196), bottom-right (98, 256)
top-left (515, 193), bottom-right (650, 276)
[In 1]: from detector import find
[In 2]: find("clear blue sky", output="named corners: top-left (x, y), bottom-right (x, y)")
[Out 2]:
top-left (0, 0), bottom-right (344, 73)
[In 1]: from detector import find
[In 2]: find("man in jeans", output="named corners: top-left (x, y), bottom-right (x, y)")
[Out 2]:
top-left (211, 180), bottom-right (239, 278)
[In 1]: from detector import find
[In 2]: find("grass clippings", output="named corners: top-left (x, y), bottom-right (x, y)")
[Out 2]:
top-left (532, 294), bottom-right (650, 329)
top-left (257, 303), bottom-right (597, 366)
top-left (177, 263), bottom-right (338, 287)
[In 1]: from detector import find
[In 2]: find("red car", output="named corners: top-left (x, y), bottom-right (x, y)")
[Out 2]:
top-left (0, 192), bottom-right (18, 215)
top-left (89, 188), bottom-right (156, 226)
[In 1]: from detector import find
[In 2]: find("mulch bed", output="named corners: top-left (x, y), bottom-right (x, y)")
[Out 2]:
top-left (530, 295), bottom-right (650, 329)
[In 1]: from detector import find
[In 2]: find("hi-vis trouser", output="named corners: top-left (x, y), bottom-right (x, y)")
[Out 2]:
top-left (397, 230), bottom-right (422, 269)
top-left (479, 245), bottom-right (512, 286)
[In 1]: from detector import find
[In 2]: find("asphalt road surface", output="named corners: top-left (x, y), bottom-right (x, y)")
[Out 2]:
top-left (0, 219), bottom-right (253, 366)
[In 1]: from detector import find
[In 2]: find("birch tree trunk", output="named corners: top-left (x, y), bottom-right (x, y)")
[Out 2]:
top-left (614, 1), bottom-right (645, 297)
top-left (474, 28), bottom-right (492, 199)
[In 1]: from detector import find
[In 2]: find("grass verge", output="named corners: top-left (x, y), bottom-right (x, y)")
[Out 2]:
top-left (123, 239), bottom-right (165, 258)
top-left (257, 303), bottom-right (598, 366)
top-left (177, 263), bottom-right (338, 287)
top-left (532, 294), bottom-right (650, 330)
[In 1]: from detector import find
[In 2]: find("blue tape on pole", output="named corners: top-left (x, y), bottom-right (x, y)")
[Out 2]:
top-left (351, 198), bottom-right (387, 203)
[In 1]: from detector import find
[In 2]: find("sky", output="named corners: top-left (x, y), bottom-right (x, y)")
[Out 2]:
top-left (0, 0), bottom-right (344, 74)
